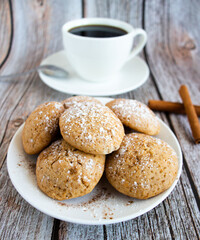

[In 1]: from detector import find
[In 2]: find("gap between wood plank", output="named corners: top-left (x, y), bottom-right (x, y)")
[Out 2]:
top-left (182, 160), bottom-right (200, 210)
top-left (166, 113), bottom-right (200, 210)
top-left (179, 177), bottom-right (199, 237)
top-left (0, 0), bottom-right (13, 69)
top-left (146, 211), bottom-right (156, 239)
top-left (103, 225), bottom-right (107, 240)
top-left (142, 0), bottom-right (200, 211)
top-left (162, 199), bottom-right (175, 239)
top-left (82, 0), bottom-right (86, 19)
top-left (142, 0), bottom-right (163, 101)
top-left (51, 219), bottom-right (60, 240)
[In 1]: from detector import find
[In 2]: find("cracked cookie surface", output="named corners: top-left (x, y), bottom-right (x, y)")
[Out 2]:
top-left (106, 133), bottom-right (178, 199)
top-left (59, 102), bottom-right (124, 154)
top-left (36, 139), bottom-right (105, 200)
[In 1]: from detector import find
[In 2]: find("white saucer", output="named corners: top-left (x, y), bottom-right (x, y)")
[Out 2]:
top-left (7, 97), bottom-right (182, 225)
top-left (39, 51), bottom-right (149, 96)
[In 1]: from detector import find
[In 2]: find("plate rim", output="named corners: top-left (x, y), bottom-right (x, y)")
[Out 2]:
top-left (7, 97), bottom-right (182, 225)
top-left (38, 50), bottom-right (149, 96)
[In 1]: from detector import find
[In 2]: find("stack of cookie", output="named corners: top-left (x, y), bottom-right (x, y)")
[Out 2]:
top-left (22, 96), bottom-right (178, 201)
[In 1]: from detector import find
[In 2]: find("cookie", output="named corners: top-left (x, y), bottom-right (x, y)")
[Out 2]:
top-left (22, 102), bottom-right (64, 154)
top-left (62, 96), bottom-right (102, 109)
top-left (59, 102), bottom-right (124, 154)
top-left (36, 139), bottom-right (105, 200)
top-left (106, 99), bottom-right (160, 135)
top-left (106, 133), bottom-right (178, 199)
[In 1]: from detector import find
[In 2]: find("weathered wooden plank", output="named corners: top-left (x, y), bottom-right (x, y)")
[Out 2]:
top-left (144, 0), bottom-right (200, 197)
top-left (0, 0), bottom-right (82, 166)
top-left (0, 161), bottom-right (54, 240)
top-left (162, 168), bottom-right (200, 240)
top-left (59, 222), bottom-right (104, 240)
top-left (0, 0), bottom-right (199, 239)
top-left (0, 0), bottom-right (82, 239)
top-left (0, 0), bottom-right (12, 66)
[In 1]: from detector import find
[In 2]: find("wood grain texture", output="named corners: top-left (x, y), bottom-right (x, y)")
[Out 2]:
top-left (0, 0), bottom-right (200, 239)
top-left (105, 164), bottom-right (200, 240)
top-left (0, 0), bottom-right (82, 167)
top-left (0, 0), bottom-right (81, 238)
top-left (0, 0), bottom-right (12, 67)
top-left (0, 161), bottom-right (54, 240)
top-left (61, 1), bottom-right (200, 240)
top-left (59, 222), bottom-right (104, 240)
top-left (144, 0), bottom-right (200, 197)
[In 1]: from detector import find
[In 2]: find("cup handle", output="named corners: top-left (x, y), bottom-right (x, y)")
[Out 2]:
top-left (126, 29), bottom-right (147, 62)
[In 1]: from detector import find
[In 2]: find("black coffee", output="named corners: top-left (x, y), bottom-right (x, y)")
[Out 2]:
top-left (69, 25), bottom-right (127, 38)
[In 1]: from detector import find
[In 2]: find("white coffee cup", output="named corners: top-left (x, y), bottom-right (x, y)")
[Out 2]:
top-left (62, 18), bottom-right (147, 82)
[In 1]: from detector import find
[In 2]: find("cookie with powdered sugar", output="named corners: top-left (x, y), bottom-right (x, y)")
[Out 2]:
top-left (22, 102), bottom-right (64, 154)
top-left (62, 96), bottom-right (102, 109)
top-left (59, 102), bottom-right (124, 155)
top-left (36, 139), bottom-right (105, 200)
top-left (106, 133), bottom-right (178, 199)
top-left (106, 99), bottom-right (160, 135)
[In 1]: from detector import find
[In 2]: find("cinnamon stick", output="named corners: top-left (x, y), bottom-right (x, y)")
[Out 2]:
top-left (148, 100), bottom-right (200, 116)
top-left (179, 85), bottom-right (200, 144)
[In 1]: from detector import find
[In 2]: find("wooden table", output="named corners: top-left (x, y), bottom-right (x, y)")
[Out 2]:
top-left (0, 0), bottom-right (199, 239)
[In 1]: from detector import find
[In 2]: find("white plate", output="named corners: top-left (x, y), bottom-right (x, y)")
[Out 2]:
top-left (39, 51), bottom-right (149, 96)
top-left (7, 97), bottom-right (182, 225)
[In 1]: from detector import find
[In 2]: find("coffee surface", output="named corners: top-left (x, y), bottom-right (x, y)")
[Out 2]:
top-left (69, 25), bottom-right (127, 38)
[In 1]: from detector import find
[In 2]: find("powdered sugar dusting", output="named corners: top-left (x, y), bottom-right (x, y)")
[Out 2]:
top-left (107, 133), bottom-right (178, 196)
top-left (108, 99), bottom-right (160, 134)
top-left (62, 96), bottom-right (102, 109)
top-left (31, 102), bottom-right (64, 135)
top-left (60, 102), bottom-right (124, 154)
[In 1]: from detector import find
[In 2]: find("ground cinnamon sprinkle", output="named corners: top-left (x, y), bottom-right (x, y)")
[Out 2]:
top-left (179, 85), bottom-right (200, 144)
